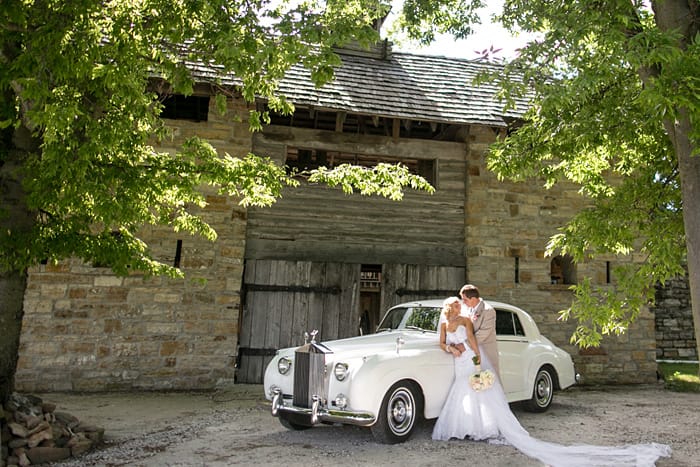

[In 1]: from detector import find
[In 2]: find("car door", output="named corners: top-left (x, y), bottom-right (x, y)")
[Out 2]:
top-left (495, 307), bottom-right (530, 398)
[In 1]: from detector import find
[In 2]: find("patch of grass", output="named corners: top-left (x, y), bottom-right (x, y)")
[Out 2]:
top-left (657, 362), bottom-right (700, 393)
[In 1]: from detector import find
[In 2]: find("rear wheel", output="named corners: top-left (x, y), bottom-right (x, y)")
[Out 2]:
top-left (370, 381), bottom-right (421, 444)
top-left (524, 366), bottom-right (555, 412)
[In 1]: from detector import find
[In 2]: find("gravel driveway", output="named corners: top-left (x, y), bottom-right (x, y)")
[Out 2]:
top-left (43, 383), bottom-right (698, 467)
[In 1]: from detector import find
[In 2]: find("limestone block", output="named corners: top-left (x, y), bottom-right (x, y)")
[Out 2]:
top-left (94, 276), bottom-right (124, 287)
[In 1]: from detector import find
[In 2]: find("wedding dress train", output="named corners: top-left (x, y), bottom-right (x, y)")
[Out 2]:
top-left (432, 325), bottom-right (671, 467)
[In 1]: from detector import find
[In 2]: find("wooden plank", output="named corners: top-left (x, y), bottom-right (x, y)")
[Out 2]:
top-left (290, 261), bottom-right (311, 345)
top-left (248, 261), bottom-right (271, 352)
top-left (256, 126), bottom-right (468, 161)
top-left (245, 239), bottom-right (465, 267)
top-left (246, 355), bottom-right (263, 384)
top-left (308, 263), bottom-right (326, 340)
top-left (322, 263), bottom-right (342, 340)
top-left (406, 264), bottom-right (421, 302)
top-left (392, 118), bottom-right (400, 141)
top-left (238, 260), bottom-right (256, 349)
top-left (278, 261), bottom-right (295, 348)
top-left (338, 263), bottom-right (360, 338)
top-left (263, 260), bottom-right (283, 349)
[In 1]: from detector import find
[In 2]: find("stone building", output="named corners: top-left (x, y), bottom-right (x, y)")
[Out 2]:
top-left (14, 45), bottom-right (659, 392)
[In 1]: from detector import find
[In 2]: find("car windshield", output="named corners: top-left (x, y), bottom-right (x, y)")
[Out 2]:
top-left (376, 306), bottom-right (441, 332)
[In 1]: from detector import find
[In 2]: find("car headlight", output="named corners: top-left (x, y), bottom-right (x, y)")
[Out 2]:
top-left (334, 362), bottom-right (349, 381)
top-left (277, 357), bottom-right (292, 375)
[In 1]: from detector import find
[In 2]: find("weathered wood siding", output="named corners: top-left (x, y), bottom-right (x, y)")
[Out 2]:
top-left (381, 264), bottom-right (466, 311)
top-left (237, 259), bottom-right (360, 383)
top-left (246, 126), bottom-right (467, 267)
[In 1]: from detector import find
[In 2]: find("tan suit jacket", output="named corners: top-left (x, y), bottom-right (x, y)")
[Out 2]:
top-left (469, 299), bottom-right (499, 377)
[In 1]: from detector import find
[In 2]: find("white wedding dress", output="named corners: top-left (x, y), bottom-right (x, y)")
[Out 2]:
top-left (432, 325), bottom-right (672, 467)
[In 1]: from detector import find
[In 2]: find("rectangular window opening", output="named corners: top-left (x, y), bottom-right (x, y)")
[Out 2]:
top-left (285, 147), bottom-right (436, 186)
top-left (174, 239), bottom-right (183, 268)
top-left (160, 95), bottom-right (210, 122)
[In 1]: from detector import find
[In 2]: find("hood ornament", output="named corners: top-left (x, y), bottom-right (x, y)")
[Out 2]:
top-left (304, 329), bottom-right (319, 344)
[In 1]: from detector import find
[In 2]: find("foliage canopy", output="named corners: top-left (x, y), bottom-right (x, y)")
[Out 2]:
top-left (0, 0), bottom-right (434, 279)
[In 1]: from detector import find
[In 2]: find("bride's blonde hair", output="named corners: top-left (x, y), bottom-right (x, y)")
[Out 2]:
top-left (442, 296), bottom-right (460, 315)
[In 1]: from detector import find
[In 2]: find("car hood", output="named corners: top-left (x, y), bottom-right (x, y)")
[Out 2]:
top-left (278, 330), bottom-right (440, 359)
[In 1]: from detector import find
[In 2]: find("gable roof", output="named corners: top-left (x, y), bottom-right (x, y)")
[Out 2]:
top-left (278, 52), bottom-right (528, 128)
top-left (187, 49), bottom-right (529, 128)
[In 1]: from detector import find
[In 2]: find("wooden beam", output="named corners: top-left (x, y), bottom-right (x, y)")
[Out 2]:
top-left (392, 118), bottom-right (400, 141)
top-left (335, 111), bottom-right (347, 132)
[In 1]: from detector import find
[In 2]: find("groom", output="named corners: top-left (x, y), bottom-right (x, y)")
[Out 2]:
top-left (459, 284), bottom-right (500, 377)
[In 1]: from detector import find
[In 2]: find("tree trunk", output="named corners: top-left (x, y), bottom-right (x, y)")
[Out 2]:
top-left (672, 109), bottom-right (700, 376)
top-left (0, 271), bottom-right (26, 404)
top-left (0, 124), bottom-right (36, 404)
top-left (653, 0), bottom-right (700, 376)
top-left (0, 157), bottom-right (30, 404)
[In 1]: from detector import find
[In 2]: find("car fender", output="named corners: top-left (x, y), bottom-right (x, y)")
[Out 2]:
top-left (338, 347), bottom-right (454, 421)
top-left (522, 344), bottom-right (563, 390)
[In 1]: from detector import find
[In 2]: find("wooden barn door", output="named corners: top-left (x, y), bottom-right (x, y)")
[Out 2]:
top-left (237, 260), bottom-right (360, 384)
top-left (380, 264), bottom-right (466, 311)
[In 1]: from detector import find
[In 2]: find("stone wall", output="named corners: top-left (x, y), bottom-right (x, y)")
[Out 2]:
top-left (653, 274), bottom-right (697, 361)
top-left (14, 98), bottom-right (252, 392)
top-left (464, 125), bottom-right (659, 385)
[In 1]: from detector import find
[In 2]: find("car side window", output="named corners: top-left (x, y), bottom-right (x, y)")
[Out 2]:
top-left (495, 309), bottom-right (525, 337)
top-left (496, 309), bottom-right (514, 336)
top-left (513, 313), bottom-right (525, 336)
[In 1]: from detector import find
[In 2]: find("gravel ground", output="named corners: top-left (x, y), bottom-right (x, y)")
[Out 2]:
top-left (39, 383), bottom-right (699, 467)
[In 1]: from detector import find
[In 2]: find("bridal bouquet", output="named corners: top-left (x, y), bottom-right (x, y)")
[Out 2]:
top-left (470, 368), bottom-right (495, 391)
top-left (470, 355), bottom-right (495, 391)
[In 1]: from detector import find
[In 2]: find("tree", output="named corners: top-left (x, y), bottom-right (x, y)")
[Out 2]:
top-left (0, 0), bottom-right (437, 403)
top-left (396, 0), bottom-right (700, 369)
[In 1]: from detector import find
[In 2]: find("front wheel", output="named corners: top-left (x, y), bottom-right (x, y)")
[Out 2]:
top-left (524, 366), bottom-right (555, 412)
top-left (370, 381), bottom-right (421, 444)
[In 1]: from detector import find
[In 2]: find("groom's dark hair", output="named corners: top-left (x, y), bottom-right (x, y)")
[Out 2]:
top-left (460, 284), bottom-right (480, 299)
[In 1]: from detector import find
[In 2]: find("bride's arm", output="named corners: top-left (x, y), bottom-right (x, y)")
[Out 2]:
top-left (439, 322), bottom-right (450, 353)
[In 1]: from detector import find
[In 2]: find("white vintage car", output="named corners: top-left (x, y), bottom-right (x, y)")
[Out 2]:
top-left (264, 299), bottom-right (579, 444)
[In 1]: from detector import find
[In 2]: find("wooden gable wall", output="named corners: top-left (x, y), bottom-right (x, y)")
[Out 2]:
top-left (246, 124), bottom-right (468, 267)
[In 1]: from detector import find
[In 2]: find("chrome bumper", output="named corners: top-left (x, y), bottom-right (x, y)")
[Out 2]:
top-left (271, 389), bottom-right (375, 427)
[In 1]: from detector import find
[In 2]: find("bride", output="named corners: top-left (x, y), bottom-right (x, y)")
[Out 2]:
top-left (432, 296), bottom-right (672, 467)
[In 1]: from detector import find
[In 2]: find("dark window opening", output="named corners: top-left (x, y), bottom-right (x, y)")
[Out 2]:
top-left (160, 95), bottom-right (209, 122)
top-left (174, 239), bottom-right (183, 268)
top-left (266, 105), bottom-right (460, 141)
top-left (550, 254), bottom-right (577, 285)
top-left (360, 264), bottom-right (382, 335)
top-left (286, 147), bottom-right (436, 186)
top-left (514, 256), bottom-right (520, 283)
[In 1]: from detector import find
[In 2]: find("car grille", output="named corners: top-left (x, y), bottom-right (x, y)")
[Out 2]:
top-left (293, 346), bottom-right (327, 408)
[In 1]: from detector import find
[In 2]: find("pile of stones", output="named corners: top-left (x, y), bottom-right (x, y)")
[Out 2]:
top-left (1, 393), bottom-right (103, 466)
